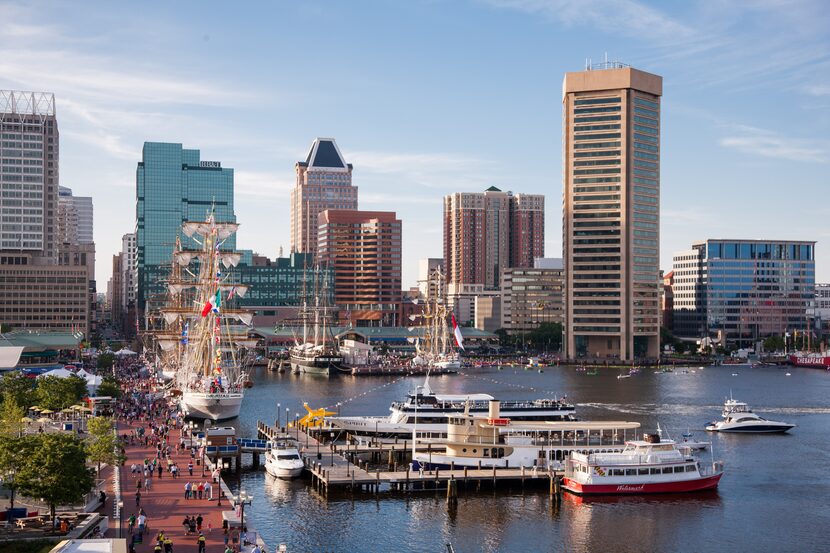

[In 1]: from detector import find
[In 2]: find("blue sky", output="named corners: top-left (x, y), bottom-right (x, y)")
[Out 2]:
top-left (1, 0), bottom-right (828, 289)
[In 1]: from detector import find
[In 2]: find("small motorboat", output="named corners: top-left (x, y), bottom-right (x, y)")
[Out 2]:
top-left (706, 397), bottom-right (795, 433)
top-left (679, 431), bottom-right (709, 451)
top-left (264, 436), bottom-right (305, 479)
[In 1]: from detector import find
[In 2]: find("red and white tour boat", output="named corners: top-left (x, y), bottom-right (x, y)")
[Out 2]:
top-left (563, 433), bottom-right (724, 495)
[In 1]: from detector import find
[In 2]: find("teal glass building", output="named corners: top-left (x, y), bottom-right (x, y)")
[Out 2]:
top-left (136, 142), bottom-right (236, 311)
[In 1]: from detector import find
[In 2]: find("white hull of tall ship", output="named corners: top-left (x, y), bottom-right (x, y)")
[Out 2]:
top-left (181, 391), bottom-right (243, 421)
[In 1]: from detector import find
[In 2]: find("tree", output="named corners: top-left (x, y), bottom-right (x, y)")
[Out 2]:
top-left (86, 416), bottom-right (124, 474)
top-left (96, 352), bottom-right (115, 370)
top-left (763, 335), bottom-right (785, 352)
top-left (0, 394), bottom-right (30, 510)
top-left (96, 375), bottom-right (121, 399)
top-left (0, 435), bottom-right (34, 511)
top-left (16, 433), bottom-right (95, 519)
top-left (35, 375), bottom-right (88, 411)
top-left (0, 392), bottom-right (27, 439)
top-left (0, 372), bottom-right (36, 409)
top-left (527, 322), bottom-right (563, 352)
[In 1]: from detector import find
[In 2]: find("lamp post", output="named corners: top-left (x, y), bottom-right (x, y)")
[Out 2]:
top-left (236, 489), bottom-right (253, 536)
top-left (277, 403), bottom-right (281, 428)
top-left (117, 500), bottom-right (123, 538)
top-left (330, 432), bottom-right (335, 467)
top-left (295, 414), bottom-right (299, 440)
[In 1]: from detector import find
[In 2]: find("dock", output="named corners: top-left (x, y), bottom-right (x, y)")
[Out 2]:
top-left (254, 420), bottom-right (564, 500)
top-left (348, 365), bottom-right (457, 376)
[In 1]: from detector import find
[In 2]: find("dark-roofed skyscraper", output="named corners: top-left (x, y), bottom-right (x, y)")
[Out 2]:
top-left (290, 138), bottom-right (358, 257)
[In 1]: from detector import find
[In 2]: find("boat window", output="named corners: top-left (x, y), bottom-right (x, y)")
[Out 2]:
top-left (661, 467), bottom-right (673, 474)
top-left (462, 448), bottom-right (467, 453)
top-left (625, 469), bottom-right (636, 476)
top-left (638, 468), bottom-right (649, 475)
top-left (611, 469), bottom-right (623, 476)
top-left (277, 454), bottom-right (300, 460)
top-left (650, 468), bottom-right (660, 475)
top-left (673, 466), bottom-right (685, 473)
top-left (472, 449), bottom-right (477, 454)
top-left (685, 464), bottom-right (696, 472)
top-left (498, 448), bottom-right (505, 458)
top-left (483, 449), bottom-right (489, 457)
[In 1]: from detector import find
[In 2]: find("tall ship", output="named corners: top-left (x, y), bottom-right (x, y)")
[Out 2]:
top-left (411, 267), bottom-right (463, 370)
top-left (288, 266), bottom-right (344, 376)
top-left (157, 215), bottom-right (255, 420)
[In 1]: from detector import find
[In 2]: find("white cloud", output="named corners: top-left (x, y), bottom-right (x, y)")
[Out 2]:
top-left (235, 171), bottom-right (294, 199)
top-left (719, 127), bottom-right (829, 163)
top-left (481, 0), bottom-right (696, 43)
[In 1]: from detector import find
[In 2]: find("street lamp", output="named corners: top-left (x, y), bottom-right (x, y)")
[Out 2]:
top-left (277, 403), bottom-right (281, 428)
top-left (236, 489), bottom-right (253, 537)
top-left (116, 500), bottom-right (124, 538)
top-left (329, 432), bottom-right (335, 467)
top-left (295, 414), bottom-right (299, 440)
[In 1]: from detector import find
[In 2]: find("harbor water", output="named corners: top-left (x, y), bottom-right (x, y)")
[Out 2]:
top-left (224, 364), bottom-right (830, 552)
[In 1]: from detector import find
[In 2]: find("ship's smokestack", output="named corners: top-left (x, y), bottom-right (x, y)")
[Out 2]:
top-left (488, 400), bottom-right (500, 420)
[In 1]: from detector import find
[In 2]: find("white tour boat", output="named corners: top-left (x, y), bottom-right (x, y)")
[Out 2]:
top-left (412, 400), bottom-right (639, 470)
top-left (563, 433), bottom-right (724, 495)
top-left (705, 398), bottom-right (795, 433)
top-left (327, 377), bottom-right (575, 442)
top-left (264, 436), bottom-right (305, 479)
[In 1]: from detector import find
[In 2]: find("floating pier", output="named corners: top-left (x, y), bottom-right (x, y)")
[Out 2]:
top-left (254, 420), bottom-right (564, 499)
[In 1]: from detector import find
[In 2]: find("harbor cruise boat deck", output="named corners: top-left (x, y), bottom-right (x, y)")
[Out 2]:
top-left (563, 434), bottom-right (724, 495)
top-left (412, 400), bottom-right (639, 470)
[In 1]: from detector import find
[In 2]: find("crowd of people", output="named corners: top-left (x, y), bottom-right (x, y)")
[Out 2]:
top-left (111, 357), bottom-right (264, 553)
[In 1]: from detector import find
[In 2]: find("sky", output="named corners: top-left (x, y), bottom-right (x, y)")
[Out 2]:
top-left (1, 0), bottom-right (829, 290)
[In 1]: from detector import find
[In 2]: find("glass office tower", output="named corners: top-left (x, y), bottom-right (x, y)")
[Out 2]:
top-left (672, 239), bottom-right (815, 345)
top-left (136, 142), bottom-right (235, 311)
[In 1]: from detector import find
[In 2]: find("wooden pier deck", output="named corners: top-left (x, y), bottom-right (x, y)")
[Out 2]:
top-left (254, 420), bottom-right (564, 499)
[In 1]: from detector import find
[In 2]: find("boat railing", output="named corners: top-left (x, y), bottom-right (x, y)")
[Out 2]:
top-left (699, 461), bottom-right (724, 476)
top-left (573, 452), bottom-right (685, 466)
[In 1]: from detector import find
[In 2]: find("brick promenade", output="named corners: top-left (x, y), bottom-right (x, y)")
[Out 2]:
top-left (116, 418), bottom-right (243, 552)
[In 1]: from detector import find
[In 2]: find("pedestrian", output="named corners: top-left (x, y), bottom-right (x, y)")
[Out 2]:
top-left (182, 516), bottom-right (190, 535)
top-left (196, 514), bottom-right (203, 531)
top-left (184, 482), bottom-right (191, 499)
top-left (197, 532), bottom-right (206, 553)
top-left (231, 528), bottom-right (239, 549)
top-left (136, 478), bottom-right (142, 492)
top-left (188, 461), bottom-right (193, 476)
top-left (135, 489), bottom-right (141, 507)
top-left (128, 513), bottom-right (136, 535)
top-left (197, 482), bottom-right (204, 499)
top-left (158, 464), bottom-right (163, 479)
top-left (163, 536), bottom-right (172, 553)
top-left (223, 526), bottom-right (229, 547)
top-left (145, 477), bottom-right (151, 491)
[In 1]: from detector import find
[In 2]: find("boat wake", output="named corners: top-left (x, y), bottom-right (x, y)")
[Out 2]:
top-left (578, 402), bottom-right (830, 416)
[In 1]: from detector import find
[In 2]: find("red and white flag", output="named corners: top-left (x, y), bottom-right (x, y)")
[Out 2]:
top-left (451, 313), bottom-right (465, 350)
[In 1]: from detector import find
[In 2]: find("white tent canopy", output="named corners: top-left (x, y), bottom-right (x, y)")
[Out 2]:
top-left (39, 367), bottom-right (75, 379)
top-left (114, 348), bottom-right (138, 357)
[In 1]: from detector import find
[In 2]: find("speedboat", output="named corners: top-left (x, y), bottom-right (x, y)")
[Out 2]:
top-left (563, 433), bottom-right (724, 495)
top-left (264, 436), bottom-right (305, 479)
top-left (679, 431), bottom-right (709, 451)
top-left (706, 398), bottom-right (795, 433)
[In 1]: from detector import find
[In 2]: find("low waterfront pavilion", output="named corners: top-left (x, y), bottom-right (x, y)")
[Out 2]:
top-left (249, 325), bottom-right (497, 352)
top-left (0, 330), bottom-right (83, 371)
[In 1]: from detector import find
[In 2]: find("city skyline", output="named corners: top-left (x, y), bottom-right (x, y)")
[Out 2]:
top-left (1, 1), bottom-right (827, 288)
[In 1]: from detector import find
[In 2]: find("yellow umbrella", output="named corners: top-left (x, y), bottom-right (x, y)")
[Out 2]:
top-left (61, 408), bottom-right (75, 413)
top-left (36, 417), bottom-right (51, 423)
top-left (76, 406), bottom-right (92, 412)
top-left (39, 409), bottom-right (54, 414)
top-left (21, 416), bottom-right (33, 423)
top-left (30, 406), bottom-right (42, 411)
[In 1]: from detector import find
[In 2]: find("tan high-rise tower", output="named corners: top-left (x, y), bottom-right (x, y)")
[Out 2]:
top-left (290, 138), bottom-right (357, 257)
top-left (563, 63), bottom-right (662, 361)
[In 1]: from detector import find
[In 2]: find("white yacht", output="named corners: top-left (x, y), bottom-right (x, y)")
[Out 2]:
top-left (706, 398), bottom-right (795, 433)
top-left (412, 400), bottom-right (640, 470)
top-left (264, 436), bottom-right (305, 479)
top-left (327, 377), bottom-right (575, 441)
